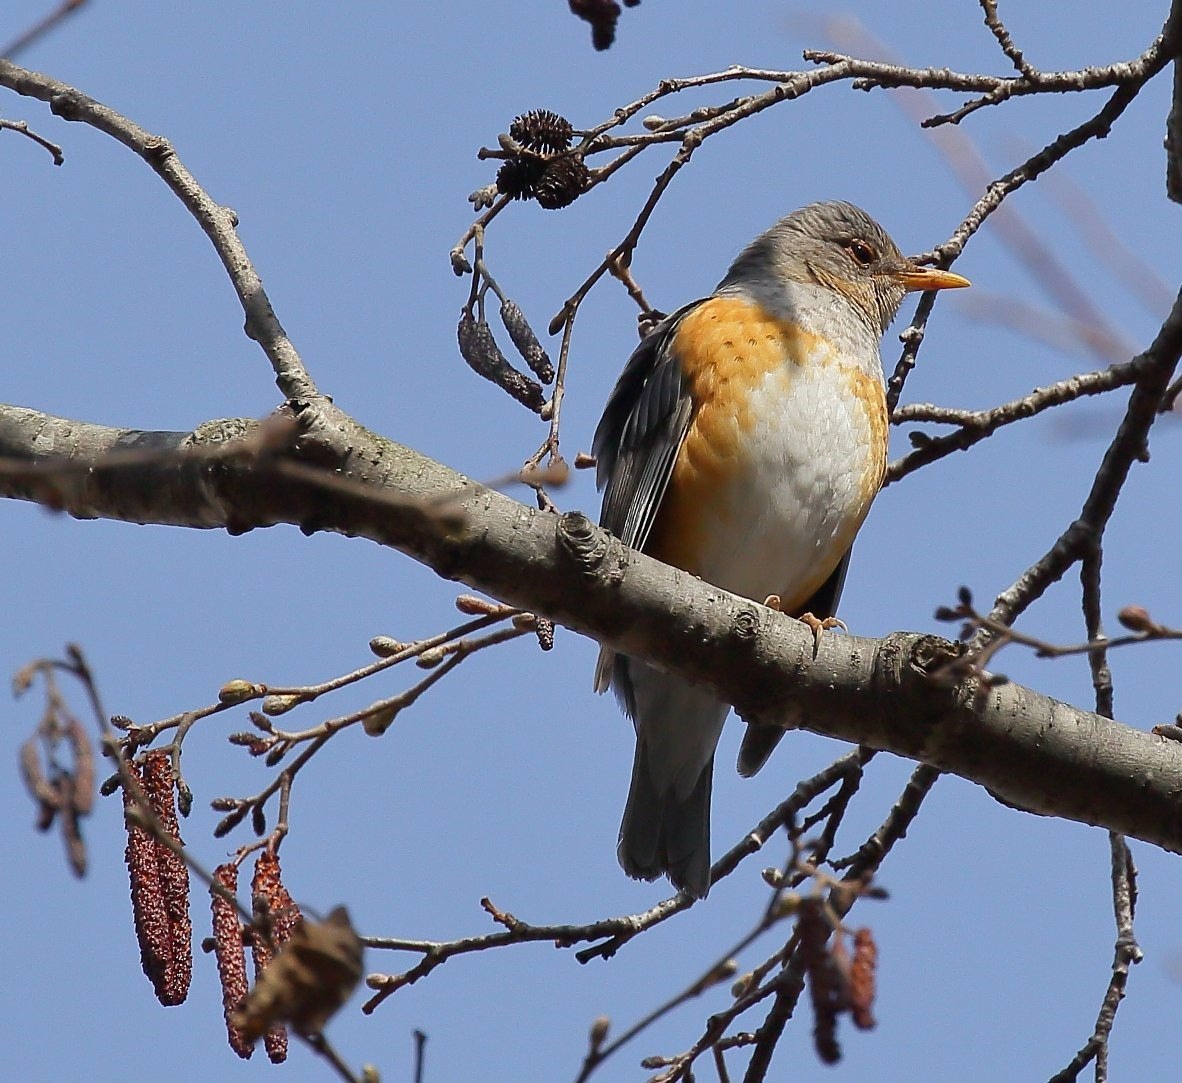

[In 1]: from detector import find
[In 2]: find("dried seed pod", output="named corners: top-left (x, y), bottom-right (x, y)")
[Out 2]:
top-left (850, 928), bottom-right (878, 1031)
top-left (498, 299), bottom-right (554, 383)
top-left (123, 758), bottom-right (175, 1004)
top-left (509, 109), bottom-right (574, 154)
top-left (495, 156), bottom-right (545, 201)
top-left (457, 312), bottom-right (545, 412)
top-left (59, 790), bottom-right (87, 878)
top-left (66, 717), bottom-right (95, 816)
top-left (19, 735), bottom-right (57, 827)
top-left (535, 155), bottom-right (591, 210)
top-left (210, 863), bottom-right (254, 1060)
top-left (142, 750), bottom-right (192, 1005)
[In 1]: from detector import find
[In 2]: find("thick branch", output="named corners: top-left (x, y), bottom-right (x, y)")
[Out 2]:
top-left (2, 398), bottom-right (1181, 856)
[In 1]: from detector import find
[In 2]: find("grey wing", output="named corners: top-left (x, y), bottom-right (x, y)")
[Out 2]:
top-left (592, 303), bottom-right (700, 692)
top-left (593, 302), bottom-right (700, 550)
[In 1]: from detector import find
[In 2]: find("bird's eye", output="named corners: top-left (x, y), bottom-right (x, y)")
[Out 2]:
top-left (846, 239), bottom-right (876, 266)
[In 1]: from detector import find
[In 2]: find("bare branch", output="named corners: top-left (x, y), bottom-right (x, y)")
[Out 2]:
top-left (0, 0), bottom-right (88, 59)
top-left (888, 359), bottom-right (1145, 483)
top-left (0, 59), bottom-right (317, 401)
top-left (989, 288), bottom-right (1182, 629)
top-left (0, 117), bottom-right (63, 163)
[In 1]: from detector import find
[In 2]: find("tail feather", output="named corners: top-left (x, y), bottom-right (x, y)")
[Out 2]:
top-left (736, 724), bottom-right (784, 777)
top-left (618, 741), bottom-right (714, 898)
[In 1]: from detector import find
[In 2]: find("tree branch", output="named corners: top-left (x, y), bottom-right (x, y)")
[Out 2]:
top-left (0, 58), bottom-right (316, 403)
top-left (2, 397), bottom-right (1181, 857)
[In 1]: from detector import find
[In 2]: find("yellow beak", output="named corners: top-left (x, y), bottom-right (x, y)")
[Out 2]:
top-left (896, 265), bottom-right (971, 293)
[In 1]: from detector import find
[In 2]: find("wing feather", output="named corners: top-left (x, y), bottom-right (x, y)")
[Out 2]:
top-left (593, 302), bottom-right (700, 551)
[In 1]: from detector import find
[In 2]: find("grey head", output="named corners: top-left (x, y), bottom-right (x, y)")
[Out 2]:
top-left (719, 200), bottom-right (969, 335)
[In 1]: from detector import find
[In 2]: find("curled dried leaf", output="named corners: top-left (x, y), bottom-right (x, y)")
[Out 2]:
top-left (235, 906), bottom-right (361, 1041)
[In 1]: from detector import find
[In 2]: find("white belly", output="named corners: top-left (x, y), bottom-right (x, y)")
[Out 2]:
top-left (693, 360), bottom-right (883, 608)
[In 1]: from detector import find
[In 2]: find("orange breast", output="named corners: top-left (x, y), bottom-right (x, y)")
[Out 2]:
top-left (646, 296), bottom-right (826, 574)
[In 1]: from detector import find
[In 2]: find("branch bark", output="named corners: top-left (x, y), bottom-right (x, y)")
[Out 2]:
top-left (3, 396), bottom-right (1181, 856)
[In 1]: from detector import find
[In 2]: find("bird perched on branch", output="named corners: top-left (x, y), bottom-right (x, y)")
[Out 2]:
top-left (593, 201), bottom-right (969, 898)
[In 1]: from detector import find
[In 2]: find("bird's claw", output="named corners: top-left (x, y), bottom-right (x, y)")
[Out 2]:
top-left (798, 612), bottom-right (848, 652)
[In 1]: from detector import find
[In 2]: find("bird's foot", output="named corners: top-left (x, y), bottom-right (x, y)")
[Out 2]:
top-left (763, 594), bottom-right (782, 611)
top-left (797, 612), bottom-right (848, 653)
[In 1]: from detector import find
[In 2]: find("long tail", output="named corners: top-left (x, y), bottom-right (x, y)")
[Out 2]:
top-left (618, 742), bottom-right (714, 898)
top-left (606, 654), bottom-right (728, 899)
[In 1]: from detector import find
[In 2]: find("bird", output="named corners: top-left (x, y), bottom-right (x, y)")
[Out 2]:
top-left (592, 201), bottom-right (969, 899)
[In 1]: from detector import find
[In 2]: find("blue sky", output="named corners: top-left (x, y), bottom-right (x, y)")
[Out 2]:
top-left (4, 2), bottom-right (1182, 1080)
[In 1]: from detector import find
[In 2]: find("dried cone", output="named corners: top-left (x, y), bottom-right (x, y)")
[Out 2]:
top-left (210, 863), bottom-right (254, 1060)
top-left (534, 155), bottom-right (590, 210)
top-left (495, 156), bottom-right (545, 201)
top-left (509, 109), bottom-right (574, 154)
